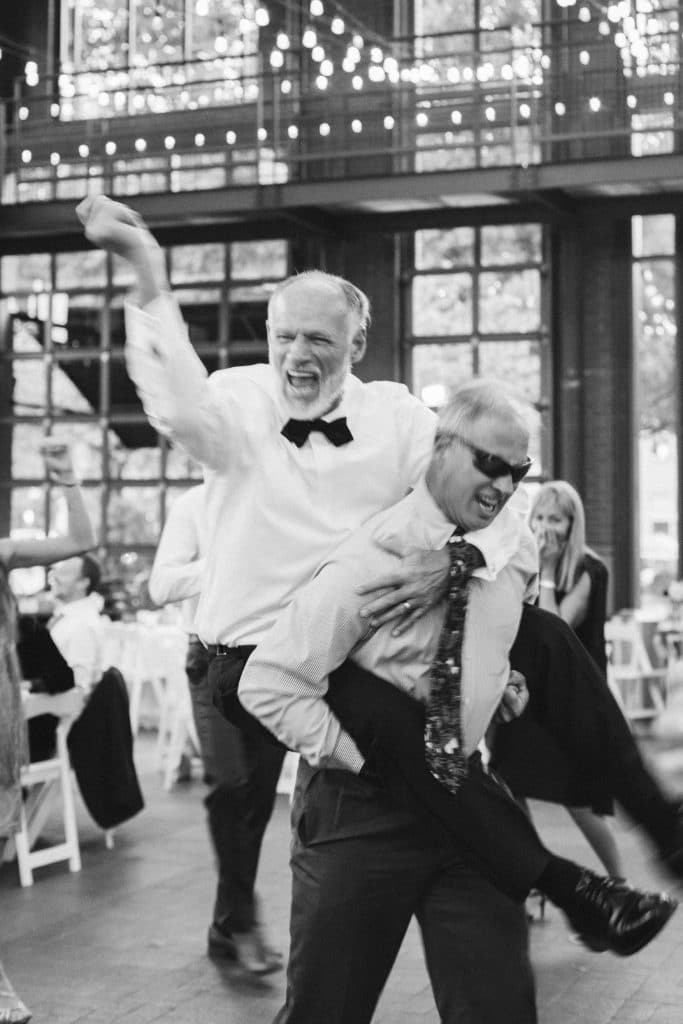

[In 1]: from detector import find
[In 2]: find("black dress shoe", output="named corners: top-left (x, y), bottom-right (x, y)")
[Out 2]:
top-left (207, 922), bottom-right (238, 961)
top-left (563, 870), bottom-right (678, 956)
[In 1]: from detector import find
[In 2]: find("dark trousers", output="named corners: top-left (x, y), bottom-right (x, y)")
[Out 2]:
top-left (275, 762), bottom-right (537, 1024)
top-left (187, 640), bottom-right (285, 932)
top-left (503, 605), bottom-right (677, 845)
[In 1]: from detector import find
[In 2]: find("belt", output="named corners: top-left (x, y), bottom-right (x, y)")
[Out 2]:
top-left (204, 643), bottom-right (256, 659)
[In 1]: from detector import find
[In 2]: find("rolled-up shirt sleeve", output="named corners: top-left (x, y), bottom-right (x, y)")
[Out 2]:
top-left (238, 560), bottom-right (372, 774)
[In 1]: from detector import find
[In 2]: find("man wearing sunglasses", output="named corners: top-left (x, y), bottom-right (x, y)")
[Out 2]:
top-left (239, 379), bottom-right (676, 1024)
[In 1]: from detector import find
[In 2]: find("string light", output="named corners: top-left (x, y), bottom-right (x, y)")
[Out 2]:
top-left (164, 135), bottom-right (176, 149)
top-left (302, 28), bottom-right (317, 48)
top-left (626, 94), bottom-right (637, 109)
top-left (519, 103), bottom-right (531, 118)
top-left (21, 149), bottom-right (32, 163)
top-left (18, 106), bottom-right (29, 121)
top-left (287, 124), bottom-right (298, 139)
top-left (254, 7), bottom-right (270, 27)
top-left (331, 17), bottom-right (344, 34)
top-left (351, 118), bottom-right (362, 132)
top-left (258, 127), bottom-right (268, 141)
top-left (280, 79), bottom-right (292, 94)
top-left (276, 33), bottom-right (290, 49)
top-left (105, 141), bottom-right (117, 155)
top-left (225, 130), bottom-right (236, 144)
top-left (554, 101), bottom-right (566, 115)
top-left (352, 74), bottom-right (363, 89)
top-left (319, 121), bottom-right (330, 136)
top-left (50, 152), bottom-right (60, 166)
top-left (311, 44), bottom-right (325, 61)
top-left (135, 138), bottom-right (147, 152)
top-left (579, 50), bottom-right (590, 64)
top-left (485, 106), bottom-right (496, 121)
top-left (79, 144), bottom-right (89, 158)
top-left (195, 132), bottom-right (205, 146)
top-left (383, 115), bottom-right (394, 129)
top-left (320, 59), bottom-right (333, 76)
top-left (589, 96), bottom-right (602, 111)
top-left (315, 75), bottom-right (328, 89)
top-left (451, 110), bottom-right (462, 125)
top-left (416, 111), bottom-right (429, 127)
top-left (270, 49), bottom-right (284, 68)
top-left (310, 0), bottom-right (324, 14)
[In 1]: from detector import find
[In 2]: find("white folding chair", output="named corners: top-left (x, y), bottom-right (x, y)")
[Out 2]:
top-left (604, 613), bottom-right (668, 728)
top-left (4, 690), bottom-right (83, 887)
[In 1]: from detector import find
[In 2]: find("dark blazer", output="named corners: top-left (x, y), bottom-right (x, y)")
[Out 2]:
top-left (67, 666), bottom-right (145, 829)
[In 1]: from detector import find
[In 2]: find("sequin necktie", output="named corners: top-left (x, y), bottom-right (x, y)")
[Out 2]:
top-left (424, 534), bottom-right (483, 794)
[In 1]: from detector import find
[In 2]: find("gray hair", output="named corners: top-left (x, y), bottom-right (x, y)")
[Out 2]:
top-left (434, 379), bottom-right (531, 453)
top-left (268, 270), bottom-right (371, 343)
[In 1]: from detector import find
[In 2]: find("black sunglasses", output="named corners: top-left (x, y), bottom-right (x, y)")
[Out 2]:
top-left (438, 431), bottom-right (533, 484)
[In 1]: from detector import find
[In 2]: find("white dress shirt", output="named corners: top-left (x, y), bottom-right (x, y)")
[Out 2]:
top-left (148, 484), bottom-right (208, 633)
top-left (125, 296), bottom-right (438, 644)
top-left (238, 479), bottom-right (539, 774)
top-left (49, 594), bottom-right (104, 693)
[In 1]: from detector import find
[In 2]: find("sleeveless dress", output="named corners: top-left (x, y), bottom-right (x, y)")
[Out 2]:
top-left (490, 551), bottom-right (613, 814)
top-left (0, 561), bottom-right (25, 839)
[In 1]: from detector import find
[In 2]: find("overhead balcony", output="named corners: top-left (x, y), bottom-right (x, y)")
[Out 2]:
top-left (0, 24), bottom-right (681, 248)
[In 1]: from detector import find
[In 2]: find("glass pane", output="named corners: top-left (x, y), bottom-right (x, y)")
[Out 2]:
top-left (11, 486), bottom-right (46, 534)
top-left (107, 487), bottom-right (161, 545)
top-left (416, 133), bottom-right (476, 172)
top-left (230, 240), bottom-right (288, 280)
top-left (101, 549), bottom-right (158, 620)
top-left (481, 224), bottom-right (543, 266)
top-left (228, 293), bottom-right (269, 344)
top-left (108, 358), bottom-right (154, 425)
top-left (73, 0), bottom-right (128, 70)
top-left (415, 228), bottom-right (475, 270)
top-left (171, 244), bottom-right (225, 283)
top-left (51, 358), bottom-right (101, 414)
top-left (55, 250), bottom-right (107, 290)
top-left (108, 435), bottom-right (162, 480)
top-left (1, 254), bottom-right (51, 294)
top-left (165, 445), bottom-right (204, 480)
top-left (478, 341), bottom-right (541, 404)
top-left (412, 274), bottom-right (473, 336)
top-left (174, 288), bottom-right (221, 344)
top-left (49, 423), bottom-right (105, 481)
top-left (11, 357), bottom-right (47, 416)
top-left (412, 343), bottom-right (473, 408)
top-left (9, 317), bottom-right (43, 354)
top-left (478, 270), bottom-right (540, 333)
top-left (12, 424), bottom-right (47, 479)
top-left (62, 294), bottom-right (103, 351)
top-left (135, 0), bottom-right (184, 64)
top-left (417, 0), bottom-right (475, 32)
top-left (633, 215), bottom-right (675, 258)
top-left (634, 261), bottom-right (675, 434)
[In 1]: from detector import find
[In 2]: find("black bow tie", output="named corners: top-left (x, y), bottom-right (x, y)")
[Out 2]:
top-left (281, 416), bottom-right (354, 448)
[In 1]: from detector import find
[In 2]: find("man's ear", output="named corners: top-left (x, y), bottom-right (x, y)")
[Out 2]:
top-left (350, 329), bottom-right (367, 364)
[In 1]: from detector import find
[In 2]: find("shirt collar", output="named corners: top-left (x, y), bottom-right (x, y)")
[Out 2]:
top-left (398, 478), bottom-right (525, 581)
top-left (54, 594), bottom-right (103, 619)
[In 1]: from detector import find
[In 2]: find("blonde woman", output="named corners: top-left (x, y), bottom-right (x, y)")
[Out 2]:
top-left (492, 480), bottom-right (622, 878)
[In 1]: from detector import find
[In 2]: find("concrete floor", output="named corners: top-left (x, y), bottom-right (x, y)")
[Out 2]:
top-left (2, 734), bottom-right (683, 1024)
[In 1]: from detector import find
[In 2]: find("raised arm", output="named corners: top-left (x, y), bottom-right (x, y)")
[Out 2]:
top-left (0, 439), bottom-right (95, 570)
top-left (76, 196), bottom-right (231, 470)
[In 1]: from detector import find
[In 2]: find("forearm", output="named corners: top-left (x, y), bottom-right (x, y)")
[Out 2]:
top-left (62, 484), bottom-right (96, 552)
top-left (537, 576), bottom-right (561, 615)
top-left (148, 559), bottom-right (205, 607)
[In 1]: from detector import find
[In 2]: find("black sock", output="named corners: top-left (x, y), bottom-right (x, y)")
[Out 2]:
top-left (537, 856), bottom-right (592, 909)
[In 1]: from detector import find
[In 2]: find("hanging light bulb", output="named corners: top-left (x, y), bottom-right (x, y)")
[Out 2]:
top-left (226, 130), bottom-right (236, 144)
top-left (352, 75), bottom-right (363, 90)
top-left (258, 127), bottom-right (268, 141)
top-left (588, 96), bottom-right (601, 111)
top-left (195, 132), bottom-right (205, 146)
top-left (370, 47), bottom-right (383, 63)
top-left (165, 135), bottom-right (176, 149)
top-left (331, 16), bottom-right (344, 34)
top-left (310, 0), bottom-right (323, 14)
top-left (320, 59), bottom-right (333, 76)
top-left (319, 121), bottom-right (330, 136)
top-left (277, 32), bottom-right (290, 49)
top-left (383, 115), bottom-right (394, 129)
top-left (416, 111), bottom-right (428, 127)
top-left (50, 102), bottom-right (61, 117)
top-left (270, 49), bottom-right (284, 68)
top-left (281, 79), bottom-right (292, 94)
top-left (50, 151), bottom-right (60, 166)
top-left (311, 44), bottom-right (325, 62)
top-left (287, 124), bottom-right (298, 139)
top-left (664, 92), bottom-right (674, 105)
top-left (342, 57), bottom-right (355, 72)
top-left (485, 106), bottom-right (496, 121)
top-left (78, 143), bottom-right (89, 158)
top-left (346, 45), bottom-right (361, 63)
top-left (578, 5), bottom-right (591, 19)
top-left (554, 101), bottom-right (566, 115)
top-left (18, 106), bottom-right (29, 120)
top-left (255, 7), bottom-right (270, 27)
top-left (626, 94), bottom-right (637, 109)
top-left (105, 140), bottom-right (117, 155)
top-left (451, 110), bottom-right (462, 125)
top-left (579, 50), bottom-right (590, 64)
top-left (351, 119), bottom-right (362, 133)
top-left (519, 103), bottom-right (531, 119)
top-left (215, 35), bottom-right (228, 54)
top-left (352, 34), bottom-right (364, 49)
top-left (21, 149), bottom-right (32, 163)
top-left (302, 28), bottom-right (317, 48)
top-left (135, 138), bottom-right (147, 152)
top-left (315, 75), bottom-right (328, 89)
